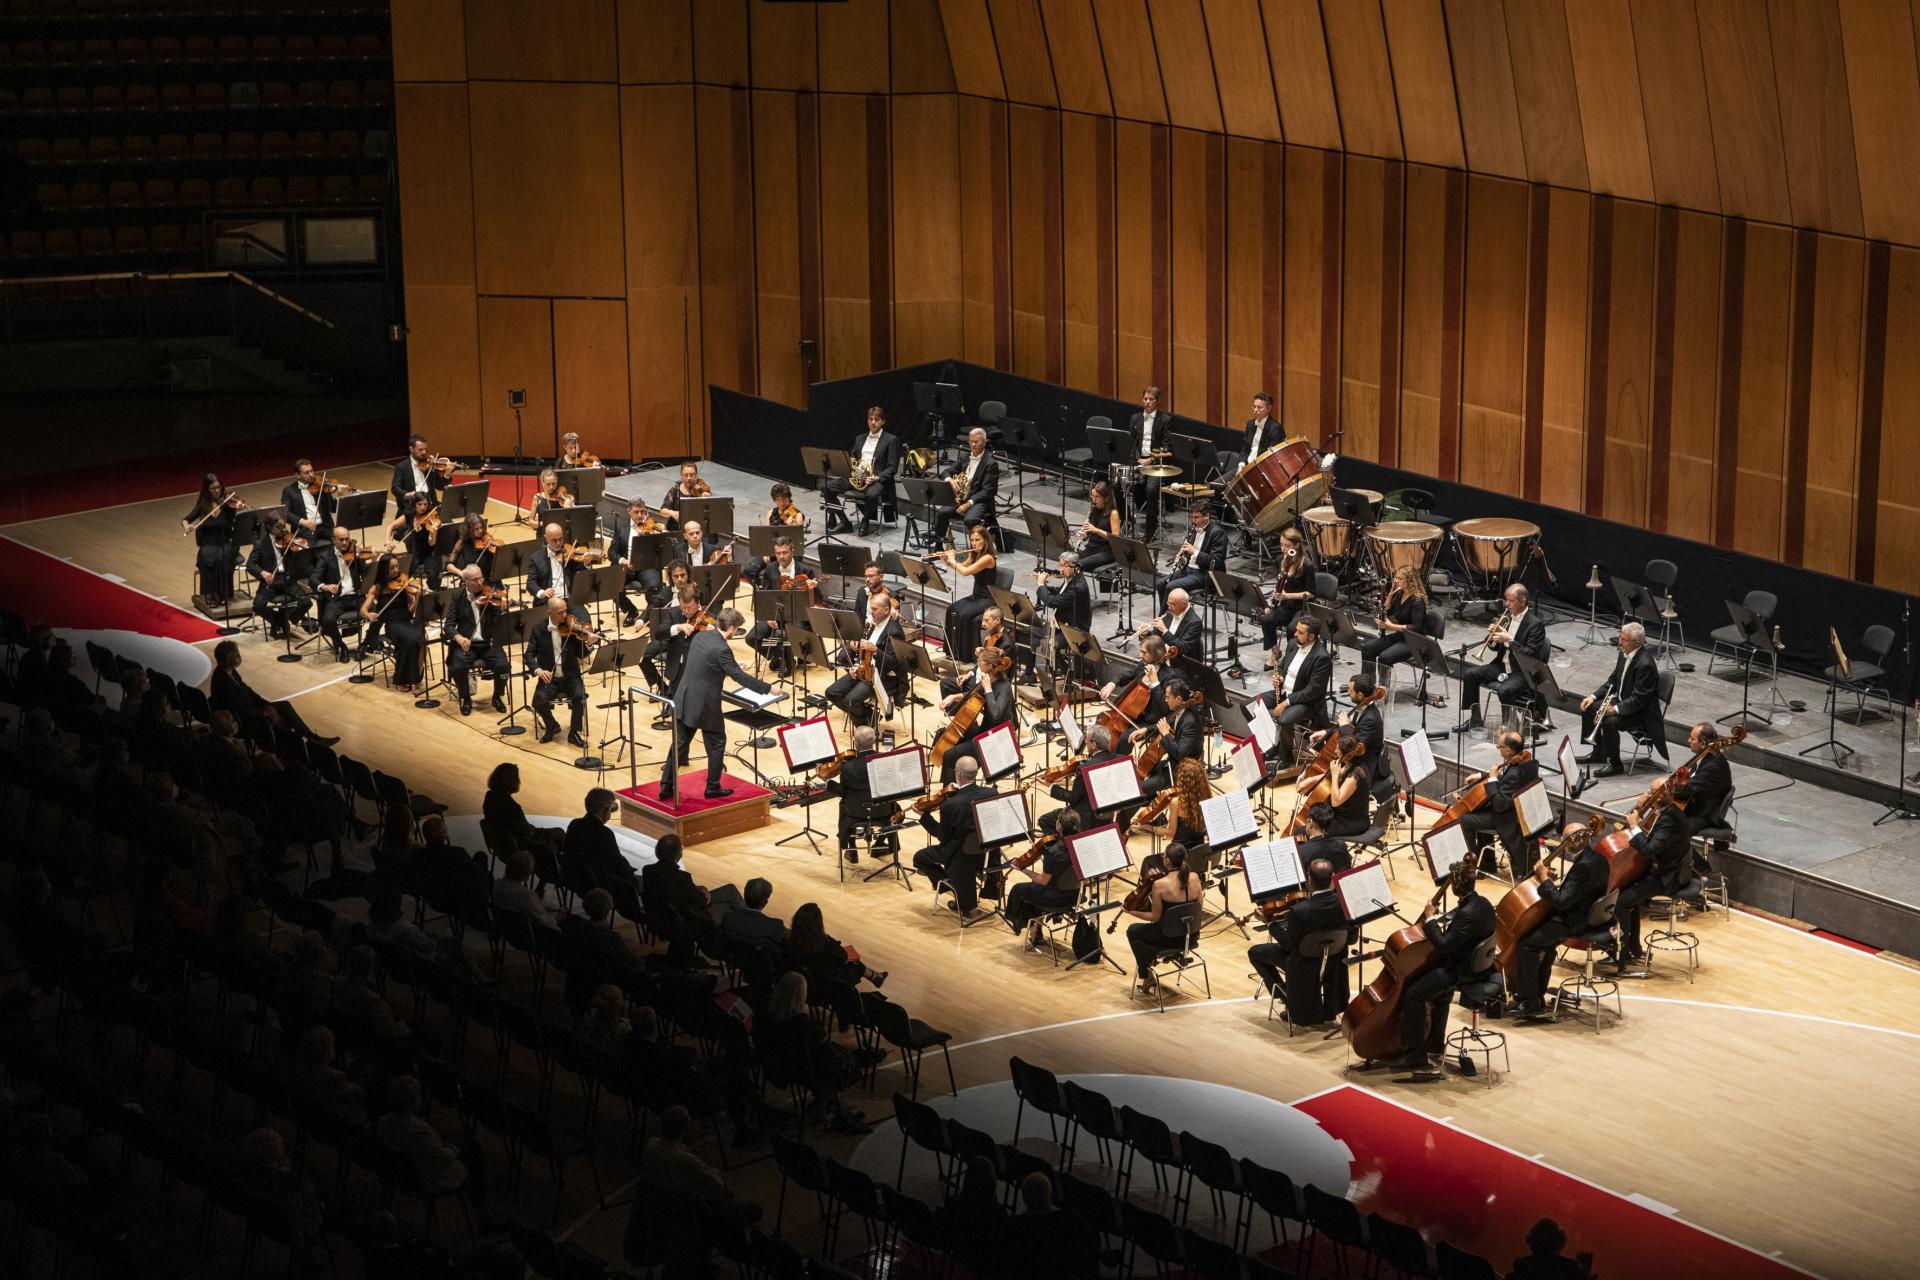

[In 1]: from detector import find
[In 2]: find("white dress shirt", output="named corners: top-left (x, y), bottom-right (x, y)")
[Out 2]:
top-left (1282, 641), bottom-right (1311, 695)
top-left (859, 432), bottom-right (882, 466)
top-left (547, 549), bottom-right (568, 599)
top-left (1139, 412), bottom-right (1158, 453)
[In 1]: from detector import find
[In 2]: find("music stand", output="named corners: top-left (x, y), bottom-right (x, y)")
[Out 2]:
top-left (1209, 571), bottom-right (1264, 677)
top-left (495, 539), bottom-right (534, 595)
top-left (580, 638), bottom-right (643, 772)
top-left (678, 496), bottom-right (735, 541)
top-left (1715, 599), bottom-right (1781, 728)
top-left (1167, 432), bottom-right (1219, 485)
top-left (541, 506), bottom-right (594, 544)
top-left (1022, 507), bottom-right (1073, 567)
top-left (896, 553), bottom-right (948, 645)
top-left (1402, 631), bottom-right (1457, 743)
top-left (492, 605), bottom-right (542, 736)
top-left (753, 587), bottom-right (812, 683)
top-left (1328, 487), bottom-right (1377, 530)
top-left (688, 564), bottom-right (739, 609)
top-left (334, 490), bottom-right (388, 536)
top-left (891, 637), bottom-right (942, 736)
top-left (746, 525), bottom-right (807, 563)
top-left (410, 587), bottom-right (453, 709)
top-left (439, 480), bottom-right (491, 523)
top-left (1512, 651), bottom-right (1575, 747)
top-left (1307, 601), bottom-right (1365, 653)
top-left (780, 624), bottom-right (834, 721)
top-left (816, 542), bottom-right (872, 582)
top-left (1107, 533), bottom-right (1156, 638)
top-left (557, 467), bottom-right (605, 510)
top-left (899, 477), bottom-right (952, 542)
top-left (1087, 425), bottom-right (1132, 474)
top-left (271, 544), bottom-right (317, 662)
top-left (999, 418), bottom-right (1041, 503)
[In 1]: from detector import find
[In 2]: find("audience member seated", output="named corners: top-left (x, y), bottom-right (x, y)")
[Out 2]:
top-left (492, 849), bottom-right (555, 927)
top-left (331, 942), bottom-right (412, 1041)
top-left (779, 901), bottom-right (885, 989)
top-left (578, 983), bottom-right (631, 1053)
top-left (639, 835), bottom-right (710, 961)
top-left (366, 880), bottom-right (476, 975)
top-left (274, 929), bottom-right (337, 1029)
top-left (242, 1126), bottom-right (326, 1251)
top-left (634, 1104), bottom-right (761, 1226)
top-left (563, 888), bottom-right (637, 1011)
top-left (292, 1025), bottom-right (369, 1128)
top-left (483, 762), bottom-right (564, 856)
top-left (1002, 1171), bottom-right (1101, 1280)
top-left (1508, 1218), bottom-right (1594, 1280)
top-left (415, 814), bottom-right (490, 902)
top-left (374, 1075), bottom-right (487, 1217)
top-left (936, 1157), bottom-right (1008, 1259)
top-left (565, 787), bottom-right (637, 892)
top-left (616, 1005), bottom-right (759, 1149)
top-left (750, 972), bottom-right (869, 1135)
top-left (713, 876), bottom-right (786, 952)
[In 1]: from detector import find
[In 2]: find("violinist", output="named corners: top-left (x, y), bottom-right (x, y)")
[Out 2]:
top-left (850, 562), bottom-right (893, 627)
top-left (1612, 785), bottom-right (1692, 969)
top-left (1246, 857), bottom-right (1350, 1020)
top-left (533, 467), bottom-right (574, 519)
top-left (1360, 566), bottom-right (1429, 683)
top-left (1054, 724), bottom-right (1128, 828)
top-left (1265, 616), bottom-right (1332, 770)
top-left (826, 594), bottom-right (905, 728)
top-left (1004, 809), bottom-right (1083, 946)
top-left (941, 524), bottom-right (997, 660)
top-left (745, 534), bottom-right (815, 676)
top-left (528, 597), bottom-right (594, 747)
top-left (389, 490), bottom-right (444, 584)
top-left (310, 525), bottom-right (369, 662)
top-left (450, 513), bottom-right (498, 586)
top-left (831, 724), bottom-right (884, 864)
top-left (1672, 721), bottom-right (1734, 836)
top-left (936, 645), bottom-right (1016, 784)
top-left (658, 459), bottom-right (710, 527)
top-left (647, 584), bottom-right (707, 709)
top-left (1293, 802), bottom-right (1352, 873)
top-left (1510, 823), bottom-right (1611, 1016)
top-left (247, 515), bottom-right (313, 638)
top-left (1120, 843), bottom-right (1205, 995)
top-left (282, 458), bottom-right (337, 537)
top-left (390, 433), bottom-right (452, 507)
top-left (1075, 480), bottom-right (1123, 573)
top-left (184, 472), bottom-right (241, 608)
top-left (1394, 859), bottom-right (1495, 1074)
top-left (1455, 730), bottom-right (1541, 876)
top-left (528, 522), bottom-right (580, 604)
top-left (674, 518), bottom-right (728, 569)
top-left (558, 432), bottom-right (600, 470)
top-left (1260, 526), bottom-right (1314, 655)
top-left (1131, 758), bottom-right (1211, 866)
top-left (822, 404), bottom-right (901, 536)
top-left (612, 496), bottom-right (666, 623)
top-left (913, 755), bottom-right (997, 918)
top-left (765, 481), bottom-right (806, 529)
top-left (359, 552), bottom-right (425, 691)
top-left (446, 565), bottom-right (510, 717)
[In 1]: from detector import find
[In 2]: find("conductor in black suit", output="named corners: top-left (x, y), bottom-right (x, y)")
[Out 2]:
top-left (282, 459), bottom-right (337, 539)
top-left (390, 434), bottom-right (450, 508)
top-left (822, 405), bottom-right (902, 536)
top-left (445, 565), bottom-right (509, 716)
top-left (659, 606), bottom-right (774, 806)
top-left (1577, 621), bottom-right (1668, 778)
top-left (930, 427), bottom-right (999, 546)
top-left (1128, 386), bottom-right (1168, 539)
top-left (1264, 616), bottom-right (1333, 768)
top-left (1459, 583), bottom-right (1551, 730)
top-left (1511, 825), bottom-right (1611, 1014)
top-left (1158, 502), bottom-right (1226, 605)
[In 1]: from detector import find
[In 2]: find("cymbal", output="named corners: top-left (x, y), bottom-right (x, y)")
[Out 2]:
top-left (1139, 464), bottom-right (1182, 478)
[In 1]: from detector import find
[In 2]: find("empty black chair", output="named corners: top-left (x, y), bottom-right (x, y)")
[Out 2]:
top-left (1176, 1128), bottom-right (1243, 1231)
top-left (1060, 1079), bottom-right (1123, 1171)
top-left (1302, 1182), bottom-right (1370, 1277)
top-left (1008, 1054), bottom-right (1070, 1148)
top-left (1237, 1155), bottom-right (1308, 1255)
top-left (1436, 1240), bottom-right (1501, 1280)
top-left (891, 1091), bottom-right (952, 1192)
top-left (1118, 1104), bottom-right (1183, 1206)
top-left (867, 995), bottom-right (956, 1098)
top-left (1370, 1210), bottom-right (1437, 1277)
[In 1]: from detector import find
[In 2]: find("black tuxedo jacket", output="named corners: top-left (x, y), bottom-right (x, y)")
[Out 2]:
top-left (1630, 806), bottom-right (1692, 887)
top-left (1159, 608), bottom-right (1205, 663)
top-left (1037, 573), bottom-right (1093, 632)
top-left (309, 546), bottom-right (366, 597)
top-left (1177, 523), bottom-right (1228, 574)
top-left (1349, 702), bottom-right (1385, 765)
top-left (1241, 416), bottom-right (1281, 458)
top-left (849, 429), bottom-right (902, 480)
top-left (526, 546), bottom-right (580, 602)
top-left (1425, 894), bottom-right (1497, 980)
top-left (1280, 889), bottom-right (1348, 949)
top-left (835, 754), bottom-right (876, 821)
top-left (446, 591), bottom-right (501, 647)
top-left (849, 615), bottom-right (908, 696)
top-left (281, 481), bottom-right (337, 533)
top-left (924, 783), bottom-right (995, 858)
top-left (752, 556), bottom-right (815, 592)
top-left (1296, 834), bottom-right (1351, 873)
top-left (1129, 410), bottom-right (1169, 456)
top-left (1597, 646), bottom-right (1666, 749)
top-left (1159, 706), bottom-right (1205, 765)
top-left (1496, 609), bottom-right (1551, 672)
top-left (675, 628), bottom-right (772, 731)
top-left (527, 617), bottom-right (590, 679)
top-left (950, 451), bottom-right (999, 512)
top-left (1483, 755), bottom-right (1539, 815)
top-left (1279, 643), bottom-right (1333, 711)
top-left (1673, 751), bottom-right (1731, 817)
top-left (390, 458), bottom-right (449, 506)
top-left (1544, 847), bottom-right (1610, 930)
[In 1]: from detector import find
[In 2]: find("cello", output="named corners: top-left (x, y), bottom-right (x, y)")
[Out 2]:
top-left (1341, 861), bottom-right (1474, 1064)
top-left (1439, 749), bottom-right (1533, 825)
top-left (1491, 815), bottom-right (1603, 982)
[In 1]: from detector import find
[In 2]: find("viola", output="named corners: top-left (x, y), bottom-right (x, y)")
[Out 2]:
top-left (1492, 815), bottom-right (1603, 982)
top-left (565, 449), bottom-right (601, 468)
top-left (780, 573), bottom-right (816, 591)
top-left (912, 783), bottom-right (956, 815)
top-left (1109, 867), bottom-right (1165, 933)
top-left (562, 541), bottom-right (606, 566)
top-left (471, 531), bottom-right (502, 553)
top-left (274, 530), bottom-right (311, 553)
top-left (470, 585), bottom-right (508, 609)
top-left (685, 479), bottom-right (713, 497)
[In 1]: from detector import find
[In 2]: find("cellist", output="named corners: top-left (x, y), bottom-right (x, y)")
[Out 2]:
top-left (935, 645), bottom-right (1015, 784)
top-left (1454, 729), bottom-right (1541, 876)
top-left (1611, 785), bottom-right (1692, 970)
top-left (1394, 859), bottom-right (1495, 1074)
top-left (1511, 823), bottom-right (1611, 1017)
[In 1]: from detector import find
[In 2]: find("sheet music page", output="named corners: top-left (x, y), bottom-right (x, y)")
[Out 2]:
top-left (1514, 779), bottom-right (1555, 836)
top-left (1201, 788), bottom-right (1258, 847)
top-left (1556, 735), bottom-right (1577, 782)
top-left (727, 686), bottom-right (783, 709)
top-left (776, 716), bottom-right (837, 770)
top-left (1084, 757), bottom-right (1142, 811)
top-left (1060, 709), bottom-right (1084, 753)
top-left (1245, 696), bottom-right (1278, 754)
top-left (1395, 731), bottom-right (1436, 786)
top-left (1240, 838), bottom-right (1304, 898)
top-left (972, 791), bottom-right (1029, 846)
top-left (867, 745), bottom-right (928, 800)
top-left (1335, 860), bottom-right (1394, 921)
top-left (1231, 738), bottom-right (1263, 792)
top-left (1422, 820), bottom-right (1472, 882)
top-left (976, 721), bottom-right (1022, 780)
top-left (1068, 824), bottom-right (1130, 879)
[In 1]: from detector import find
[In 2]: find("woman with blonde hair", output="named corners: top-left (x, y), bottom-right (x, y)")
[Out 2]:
top-left (1360, 564), bottom-right (1430, 681)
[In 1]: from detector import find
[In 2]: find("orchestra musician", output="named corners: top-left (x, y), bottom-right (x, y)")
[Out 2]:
top-left (282, 458), bottom-right (338, 538)
top-left (446, 565), bottom-right (510, 717)
top-left (1101, 635), bottom-right (1172, 726)
top-left (1033, 552), bottom-right (1092, 665)
top-left (310, 525), bottom-right (368, 663)
top-left (246, 515), bottom-right (313, 638)
top-left (1127, 386), bottom-right (1167, 540)
top-left (533, 468), bottom-right (574, 520)
top-left (527, 521), bottom-right (584, 606)
top-left (1132, 680), bottom-right (1205, 790)
top-left (1221, 392), bottom-right (1279, 476)
top-left (529, 597), bottom-right (595, 747)
top-left (1459, 583), bottom-right (1551, 731)
top-left (1612, 786), bottom-right (1692, 969)
top-left (450, 513), bottom-right (498, 587)
top-left (1293, 802), bottom-right (1352, 873)
top-left (1131, 757), bottom-right (1211, 859)
top-left (1120, 843), bottom-right (1206, 995)
top-left (1310, 672), bottom-right (1386, 764)
top-left (914, 755), bottom-right (997, 918)
top-left (831, 724), bottom-right (898, 866)
top-left (1672, 721), bottom-right (1734, 836)
top-left (674, 518), bottom-right (728, 570)
top-left (745, 533), bottom-right (815, 677)
top-left (1265, 616), bottom-right (1333, 769)
top-left (390, 434), bottom-right (451, 508)
top-left (389, 491), bottom-right (444, 585)
top-left (359, 552), bottom-right (425, 692)
top-left (657, 459), bottom-right (710, 528)
top-left (1361, 566), bottom-right (1429, 682)
top-left (929, 428), bottom-right (999, 547)
top-left (1076, 480), bottom-right (1123, 573)
top-left (850, 562), bottom-right (893, 626)
top-left (1394, 860), bottom-right (1495, 1074)
top-left (1004, 809), bottom-right (1083, 948)
top-left (1141, 587), bottom-right (1204, 664)
top-left (941, 524), bottom-right (998, 661)
top-left (977, 606), bottom-right (1016, 671)
top-left (765, 481), bottom-right (806, 530)
top-left (645, 583), bottom-right (705, 705)
top-left (1247, 857), bottom-right (1351, 1021)
top-left (822, 405), bottom-right (901, 536)
top-left (183, 472), bottom-right (241, 609)
top-left (1577, 622), bottom-right (1668, 779)
top-left (1052, 723), bottom-right (1128, 828)
top-left (1261, 526), bottom-right (1314, 656)
top-left (610, 496), bottom-right (667, 624)
top-left (936, 645), bottom-right (1016, 784)
top-left (1455, 730), bottom-right (1542, 876)
top-left (1510, 823), bottom-right (1612, 1016)
top-left (1159, 502), bottom-right (1226, 607)
top-left (658, 606), bottom-right (772, 805)
top-left (557, 432), bottom-right (598, 470)
top-left (826, 594), bottom-right (906, 728)
top-left (1316, 740), bottom-right (1375, 838)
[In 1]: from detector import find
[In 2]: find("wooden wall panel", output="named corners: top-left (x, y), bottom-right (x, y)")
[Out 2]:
top-left (939, 0), bottom-right (1008, 97)
top-left (1007, 106), bottom-right (1058, 381)
top-left (1169, 129), bottom-right (1214, 418)
top-left (1769, 0), bottom-right (1862, 236)
top-left (1877, 247), bottom-right (1920, 592)
top-left (1223, 137), bottom-right (1276, 413)
top-left (1398, 164), bottom-right (1449, 475)
top-left (1061, 112), bottom-right (1113, 392)
top-left (1731, 224), bottom-right (1794, 559)
top-left (1443, 0), bottom-right (1526, 178)
top-left (1539, 186), bottom-right (1590, 513)
top-left (1381, 0), bottom-right (1465, 170)
top-left (1602, 200), bottom-right (1656, 528)
top-left (1039, 0), bottom-right (1113, 115)
top-left (553, 298), bottom-right (629, 454)
top-left (752, 91), bottom-right (804, 406)
top-left (1148, 0), bottom-right (1225, 133)
top-left (958, 96), bottom-right (1006, 366)
top-left (617, 0), bottom-right (691, 85)
top-left (695, 86), bottom-right (755, 396)
top-left (1563, 0), bottom-right (1654, 202)
top-left (1340, 157), bottom-right (1387, 461)
top-left (693, 0), bottom-right (748, 85)
top-left (819, 0), bottom-right (891, 94)
top-left (891, 94), bottom-right (964, 365)
top-left (1665, 212), bottom-right (1723, 546)
top-left (621, 84), bottom-right (703, 453)
top-left (394, 85), bottom-right (473, 287)
top-left (892, 0), bottom-right (958, 93)
top-left (1501, 0), bottom-right (1588, 189)
top-left (1320, 0), bottom-right (1402, 159)
top-left (987, 0), bottom-right (1058, 106)
top-left (403, 284), bottom-right (482, 455)
top-left (1836, 0), bottom-right (1920, 246)
top-left (1202, 0), bottom-right (1281, 141)
top-left (1459, 174), bottom-right (1529, 495)
top-left (748, 2), bottom-right (816, 91)
top-left (1114, 119), bottom-right (1160, 397)
top-left (1091, 0), bottom-right (1168, 123)
top-left (1261, 0), bottom-right (1342, 150)
top-left (478, 296), bottom-right (556, 457)
top-left (469, 83), bottom-right (625, 298)
top-left (1803, 234), bottom-right (1864, 578)
top-left (820, 95), bottom-right (873, 382)
top-left (1695, 0), bottom-right (1792, 223)
top-left (1628, 0), bottom-right (1722, 214)
top-left (389, 0), bottom-right (465, 81)
top-left (464, 0), bottom-right (615, 82)
top-left (1281, 148), bottom-right (1331, 437)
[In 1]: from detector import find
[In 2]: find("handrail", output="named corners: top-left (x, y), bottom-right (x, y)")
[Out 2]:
top-left (0, 269), bottom-right (336, 329)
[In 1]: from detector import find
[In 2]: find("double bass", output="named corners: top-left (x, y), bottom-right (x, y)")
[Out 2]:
top-left (1341, 863), bottom-right (1472, 1064)
top-left (1491, 816), bottom-right (1603, 982)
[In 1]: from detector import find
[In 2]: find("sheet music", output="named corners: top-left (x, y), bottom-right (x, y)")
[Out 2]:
top-left (1240, 838), bottom-right (1304, 898)
top-left (1060, 709), bottom-right (1084, 753)
top-left (867, 744), bottom-right (928, 800)
top-left (1200, 788), bottom-right (1258, 848)
top-left (1556, 735), bottom-right (1577, 783)
top-left (776, 716), bottom-right (837, 771)
top-left (1335, 860), bottom-right (1394, 922)
top-left (971, 791), bottom-right (1029, 846)
top-left (1230, 738), bottom-right (1263, 792)
top-left (976, 721), bottom-right (1022, 780)
top-left (1245, 696), bottom-right (1278, 754)
top-left (1395, 731), bottom-right (1436, 786)
top-left (726, 686), bottom-right (784, 710)
top-left (1514, 779), bottom-right (1555, 836)
top-left (1422, 820), bottom-right (1472, 882)
top-left (1067, 824), bottom-right (1130, 880)
top-left (1084, 756), bottom-right (1142, 811)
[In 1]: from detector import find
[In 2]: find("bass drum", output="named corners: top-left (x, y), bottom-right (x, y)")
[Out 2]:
top-left (1363, 521), bottom-right (1444, 583)
top-left (1223, 439), bottom-right (1327, 534)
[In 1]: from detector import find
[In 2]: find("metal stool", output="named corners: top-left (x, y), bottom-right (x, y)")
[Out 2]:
top-left (1443, 939), bottom-right (1508, 1086)
top-left (1551, 890), bottom-right (1622, 1032)
top-left (1646, 879), bottom-right (1703, 983)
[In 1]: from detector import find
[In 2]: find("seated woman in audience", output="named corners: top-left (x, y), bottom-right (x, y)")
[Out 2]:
top-left (578, 982), bottom-right (631, 1053)
top-left (291, 1025), bottom-right (369, 1129)
top-left (482, 762), bottom-right (564, 860)
top-left (750, 971), bottom-right (870, 1135)
top-left (778, 902), bottom-right (886, 989)
top-left (242, 1126), bottom-right (326, 1249)
top-left (374, 1075), bottom-right (487, 1216)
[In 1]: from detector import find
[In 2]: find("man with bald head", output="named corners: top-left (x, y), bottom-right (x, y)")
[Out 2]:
top-left (309, 524), bottom-right (367, 662)
top-left (1144, 584), bottom-right (1205, 665)
top-left (446, 564), bottom-right (509, 716)
top-left (527, 521), bottom-right (578, 605)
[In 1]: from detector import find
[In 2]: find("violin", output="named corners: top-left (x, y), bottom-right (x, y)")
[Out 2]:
top-left (815, 748), bottom-right (858, 780)
top-left (470, 531), bottom-right (502, 553)
top-left (562, 541), bottom-right (606, 566)
top-left (430, 454), bottom-right (456, 477)
top-left (1041, 754), bottom-right (1087, 786)
top-left (415, 510), bottom-right (444, 539)
top-left (689, 610), bottom-right (717, 632)
top-left (187, 491), bottom-right (246, 534)
top-left (555, 613), bottom-right (604, 646)
top-left (564, 448), bottom-right (601, 468)
top-left (547, 484), bottom-right (575, 507)
top-left (274, 530), bottom-right (311, 553)
top-left (371, 573), bottom-right (420, 617)
top-left (1011, 834), bottom-right (1055, 872)
top-left (912, 783), bottom-right (956, 815)
top-left (1109, 867), bottom-right (1164, 932)
top-left (305, 471), bottom-right (352, 497)
top-left (780, 573), bottom-right (816, 591)
top-left (771, 504), bottom-right (804, 527)
top-left (470, 584), bottom-right (508, 609)
top-left (684, 479), bottom-right (713, 497)
top-left (632, 514), bottom-right (662, 536)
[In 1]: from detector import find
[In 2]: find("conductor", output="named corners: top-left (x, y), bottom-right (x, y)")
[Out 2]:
top-left (659, 607), bottom-right (775, 807)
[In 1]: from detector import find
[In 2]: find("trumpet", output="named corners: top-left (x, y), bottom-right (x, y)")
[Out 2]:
top-left (1470, 611), bottom-right (1514, 662)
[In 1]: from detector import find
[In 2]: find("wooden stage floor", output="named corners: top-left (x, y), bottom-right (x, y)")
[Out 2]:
top-left (7, 457), bottom-right (1919, 1280)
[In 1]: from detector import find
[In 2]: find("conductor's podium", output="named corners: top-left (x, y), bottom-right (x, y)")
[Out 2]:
top-left (617, 772), bottom-right (772, 847)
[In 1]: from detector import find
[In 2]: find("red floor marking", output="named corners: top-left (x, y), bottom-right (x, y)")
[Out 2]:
top-left (1294, 1085), bottom-right (1809, 1279)
top-left (1811, 928), bottom-right (1881, 955)
top-left (0, 535), bottom-right (221, 643)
